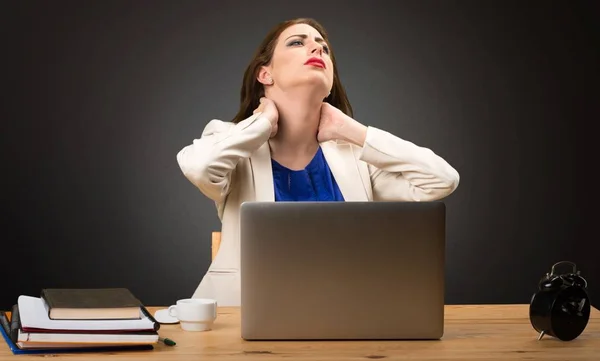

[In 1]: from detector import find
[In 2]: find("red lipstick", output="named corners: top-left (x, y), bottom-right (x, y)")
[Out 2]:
top-left (304, 57), bottom-right (326, 68)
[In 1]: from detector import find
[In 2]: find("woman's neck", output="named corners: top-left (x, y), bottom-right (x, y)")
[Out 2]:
top-left (266, 88), bottom-right (324, 158)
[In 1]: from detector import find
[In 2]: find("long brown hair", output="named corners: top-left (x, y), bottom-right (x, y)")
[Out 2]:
top-left (231, 18), bottom-right (353, 123)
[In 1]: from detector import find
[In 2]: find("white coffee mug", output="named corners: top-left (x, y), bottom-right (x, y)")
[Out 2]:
top-left (168, 298), bottom-right (217, 331)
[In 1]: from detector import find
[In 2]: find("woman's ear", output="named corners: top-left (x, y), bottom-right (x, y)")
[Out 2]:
top-left (257, 66), bottom-right (274, 85)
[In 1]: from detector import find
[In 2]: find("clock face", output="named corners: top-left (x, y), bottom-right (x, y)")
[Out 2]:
top-left (550, 286), bottom-right (591, 341)
top-left (559, 296), bottom-right (587, 317)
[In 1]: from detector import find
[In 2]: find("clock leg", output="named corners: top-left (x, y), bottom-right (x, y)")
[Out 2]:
top-left (537, 330), bottom-right (546, 341)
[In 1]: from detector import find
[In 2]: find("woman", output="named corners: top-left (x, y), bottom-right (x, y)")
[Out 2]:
top-left (176, 18), bottom-right (460, 306)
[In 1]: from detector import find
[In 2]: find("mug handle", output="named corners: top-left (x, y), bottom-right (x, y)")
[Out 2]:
top-left (168, 305), bottom-right (177, 318)
top-left (214, 301), bottom-right (217, 318)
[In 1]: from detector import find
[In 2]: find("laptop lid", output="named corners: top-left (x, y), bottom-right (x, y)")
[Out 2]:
top-left (240, 201), bottom-right (446, 340)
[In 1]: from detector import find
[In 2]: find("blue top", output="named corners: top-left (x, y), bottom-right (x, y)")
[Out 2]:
top-left (271, 146), bottom-right (345, 202)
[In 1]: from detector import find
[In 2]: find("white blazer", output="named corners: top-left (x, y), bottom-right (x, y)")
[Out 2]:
top-left (176, 113), bottom-right (460, 306)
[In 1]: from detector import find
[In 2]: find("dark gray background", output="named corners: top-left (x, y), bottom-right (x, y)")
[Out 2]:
top-left (2, 0), bottom-right (597, 310)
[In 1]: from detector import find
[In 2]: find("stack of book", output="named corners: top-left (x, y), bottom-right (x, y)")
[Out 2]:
top-left (0, 288), bottom-right (160, 355)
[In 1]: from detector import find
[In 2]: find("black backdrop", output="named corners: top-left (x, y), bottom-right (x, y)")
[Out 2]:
top-left (2, 0), bottom-right (597, 310)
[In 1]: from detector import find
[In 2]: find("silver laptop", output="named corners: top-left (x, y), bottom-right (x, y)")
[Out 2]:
top-left (240, 201), bottom-right (446, 340)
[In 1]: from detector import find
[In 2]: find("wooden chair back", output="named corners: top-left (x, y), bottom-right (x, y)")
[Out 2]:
top-left (212, 232), bottom-right (221, 261)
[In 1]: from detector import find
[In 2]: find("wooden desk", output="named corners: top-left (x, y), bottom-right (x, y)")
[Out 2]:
top-left (1, 305), bottom-right (599, 360)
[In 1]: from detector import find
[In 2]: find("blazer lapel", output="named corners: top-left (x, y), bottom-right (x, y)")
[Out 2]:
top-left (249, 139), bottom-right (369, 202)
top-left (250, 141), bottom-right (275, 202)
top-left (320, 141), bottom-right (369, 201)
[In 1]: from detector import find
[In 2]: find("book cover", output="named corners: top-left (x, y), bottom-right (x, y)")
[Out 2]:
top-left (41, 288), bottom-right (142, 320)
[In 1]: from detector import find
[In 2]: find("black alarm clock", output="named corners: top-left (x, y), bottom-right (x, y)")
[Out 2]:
top-left (529, 261), bottom-right (591, 341)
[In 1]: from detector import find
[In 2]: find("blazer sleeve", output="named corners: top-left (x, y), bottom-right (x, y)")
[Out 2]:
top-left (358, 126), bottom-right (460, 202)
top-left (176, 113), bottom-right (272, 203)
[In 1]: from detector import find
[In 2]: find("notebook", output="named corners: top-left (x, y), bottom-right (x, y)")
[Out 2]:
top-left (0, 309), bottom-right (153, 355)
top-left (41, 288), bottom-right (142, 320)
top-left (18, 296), bottom-right (158, 331)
